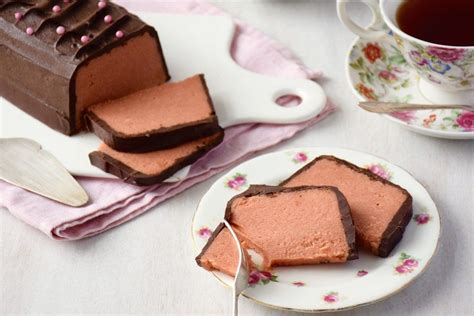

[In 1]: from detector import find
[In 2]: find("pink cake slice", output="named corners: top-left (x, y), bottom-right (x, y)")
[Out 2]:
top-left (196, 185), bottom-right (357, 276)
top-left (85, 74), bottom-right (221, 152)
top-left (195, 224), bottom-right (247, 277)
top-left (89, 130), bottom-right (224, 186)
top-left (281, 155), bottom-right (413, 257)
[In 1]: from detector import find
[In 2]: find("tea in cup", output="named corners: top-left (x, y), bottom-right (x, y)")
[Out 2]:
top-left (338, 0), bottom-right (474, 105)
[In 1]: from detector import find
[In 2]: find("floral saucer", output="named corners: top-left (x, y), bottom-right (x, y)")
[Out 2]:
top-left (346, 29), bottom-right (474, 139)
top-left (192, 148), bottom-right (440, 312)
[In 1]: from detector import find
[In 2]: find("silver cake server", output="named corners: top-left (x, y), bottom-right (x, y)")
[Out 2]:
top-left (0, 138), bottom-right (89, 207)
top-left (223, 220), bottom-right (249, 316)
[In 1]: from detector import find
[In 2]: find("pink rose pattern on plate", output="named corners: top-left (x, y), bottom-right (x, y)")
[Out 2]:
top-left (292, 152), bottom-right (308, 163)
top-left (225, 173), bottom-right (247, 190)
top-left (323, 292), bottom-right (339, 303)
top-left (292, 281), bottom-right (305, 287)
top-left (197, 227), bottom-right (212, 239)
top-left (395, 253), bottom-right (419, 274)
top-left (349, 32), bottom-right (474, 133)
top-left (413, 213), bottom-right (430, 225)
top-left (366, 163), bottom-right (391, 180)
top-left (248, 270), bottom-right (278, 286)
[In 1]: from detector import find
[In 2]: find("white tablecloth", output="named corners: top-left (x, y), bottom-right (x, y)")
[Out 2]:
top-left (1, 1), bottom-right (473, 315)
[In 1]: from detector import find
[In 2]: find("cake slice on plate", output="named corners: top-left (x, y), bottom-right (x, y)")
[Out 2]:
top-left (89, 130), bottom-right (223, 186)
top-left (196, 185), bottom-right (357, 276)
top-left (196, 223), bottom-right (245, 277)
top-left (86, 75), bottom-right (221, 152)
top-left (281, 155), bottom-right (413, 257)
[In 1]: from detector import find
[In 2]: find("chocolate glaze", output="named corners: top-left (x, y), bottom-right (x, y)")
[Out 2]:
top-left (89, 130), bottom-right (224, 186)
top-left (224, 185), bottom-right (358, 261)
top-left (0, 1), bottom-right (170, 135)
top-left (85, 75), bottom-right (221, 153)
top-left (1, 75), bottom-right (73, 134)
top-left (281, 155), bottom-right (413, 257)
top-left (378, 194), bottom-right (413, 257)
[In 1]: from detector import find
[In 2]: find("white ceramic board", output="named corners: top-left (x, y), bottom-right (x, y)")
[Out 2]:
top-left (0, 13), bottom-right (326, 178)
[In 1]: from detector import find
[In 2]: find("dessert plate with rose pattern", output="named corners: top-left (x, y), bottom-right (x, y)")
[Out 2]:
top-left (346, 27), bottom-right (474, 139)
top-left (192, 147), bottom-right (440, 312)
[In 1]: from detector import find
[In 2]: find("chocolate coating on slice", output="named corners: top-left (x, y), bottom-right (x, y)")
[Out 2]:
top-left (378, 195), bottom-right (413, 257)
top-left (195, 223), bottom-right (226, 268)
top-left (89, 130), bottom-right (224, 186)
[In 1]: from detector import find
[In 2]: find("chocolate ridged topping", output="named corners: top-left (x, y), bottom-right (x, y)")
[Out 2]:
top-left (0, 1), bottom-right (150, 66)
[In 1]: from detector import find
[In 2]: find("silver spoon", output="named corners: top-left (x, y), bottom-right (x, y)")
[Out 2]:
top-left (359, 101), bottom-right (474, 113)
top-left (223, 220), bottom-right (249, 316)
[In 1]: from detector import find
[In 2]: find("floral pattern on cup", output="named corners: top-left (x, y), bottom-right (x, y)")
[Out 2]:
top-left (197, 227), bottom-right (213, 239)
top-left (248, 270), bottom-right (278, 286)
top-left (349, 34), bottom-right (474, 133)
top-left (323, 292), bottom-right (339, 303)
top-left (357, 270), bottom-right (368, 277)
top-left (292, 281), bottom-right (305, 287)
top-left (225, 173), bottom-right (247, 190)
top-left (394, 253), bottom-right (419, 275)
top-left (413, 213), bottom-right (430, 225)
top-left (366, 163), bottom-right (391, 180)
top-left (398, 36), bottom-right (474, 90)
top-left (292, 152), bottom-right (308, 163)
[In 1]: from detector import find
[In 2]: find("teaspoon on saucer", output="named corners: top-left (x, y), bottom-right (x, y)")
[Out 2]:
top-left (359, 101), bottom-right (474, 113)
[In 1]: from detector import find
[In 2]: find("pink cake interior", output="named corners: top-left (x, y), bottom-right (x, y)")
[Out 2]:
top-left (198, 186), bottom-right (353, 276)
top-left (198, 227), bottom-right (240, 277)
top-left (98, 132), bottom-right (221, 175)
top-left (75, 32), bottom-right (168, 128)
top-left (87, 74), bottom-right (213, 135)
top-left (229, 187), bottom-right (351, 267)
top-left (283, 157), bottom-right (408, 253)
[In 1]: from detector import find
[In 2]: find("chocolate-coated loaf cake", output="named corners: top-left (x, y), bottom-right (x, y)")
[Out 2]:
top-left (0, 0), bottom-right (169, 135)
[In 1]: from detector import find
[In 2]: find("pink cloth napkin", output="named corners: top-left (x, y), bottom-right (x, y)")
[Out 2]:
top-left (0, 0), bottom-right (335, 240)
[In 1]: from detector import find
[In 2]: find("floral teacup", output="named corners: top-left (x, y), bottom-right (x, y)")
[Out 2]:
top-left (338, 0), bottom-right (474, 106)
